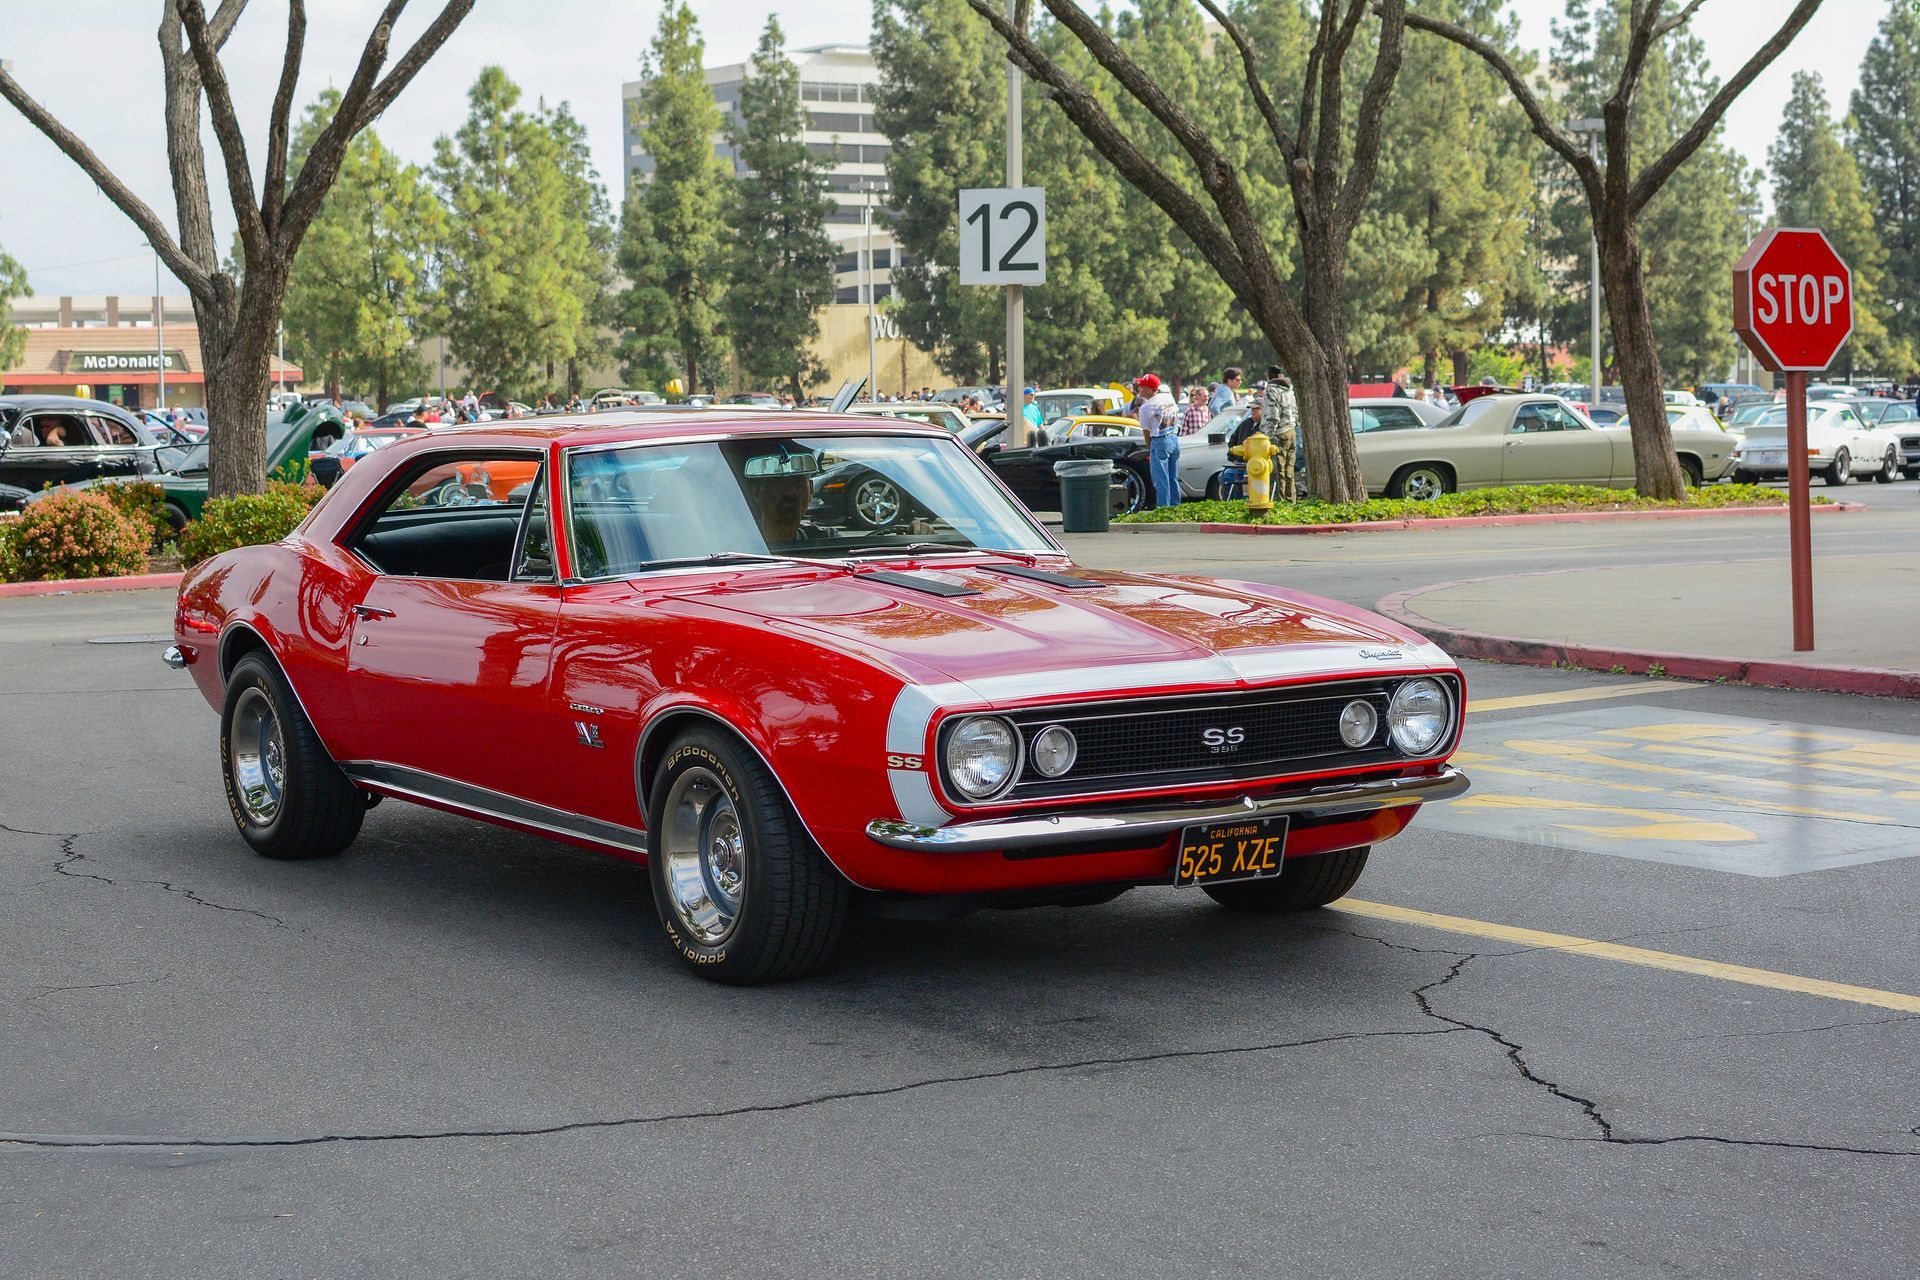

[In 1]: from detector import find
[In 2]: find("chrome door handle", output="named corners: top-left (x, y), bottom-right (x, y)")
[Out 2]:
top-left (353, 605), bottom-right (396, 620)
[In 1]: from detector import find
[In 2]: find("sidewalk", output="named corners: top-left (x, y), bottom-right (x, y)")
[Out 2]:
top-left (1378, 553), bottom-right (1920, 698)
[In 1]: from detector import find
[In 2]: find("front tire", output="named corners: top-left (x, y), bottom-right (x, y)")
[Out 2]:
top-left (220, 652), bottom-right (364, 859)
top-left (1202, 846), bottom-right (1371, 913)
top-left (647, 727), bottom-right (849, 984)
top-left (1875, 447), bottom-right (1898, 483)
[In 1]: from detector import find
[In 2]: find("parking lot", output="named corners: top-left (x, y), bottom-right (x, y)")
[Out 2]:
top-left (3, 547), bottom-right (1917, 1278)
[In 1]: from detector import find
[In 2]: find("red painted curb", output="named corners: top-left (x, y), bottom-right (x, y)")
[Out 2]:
top-left (1125, 501), bottom-right (1863, 536)
top-left (0, 572), bottom-right (183, 599)
top-left (1376, 573), bottom-right (1920, 701)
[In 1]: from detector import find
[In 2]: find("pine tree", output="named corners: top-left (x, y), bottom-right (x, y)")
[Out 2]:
top-left (432, 68), bottom-right (603, 402)
top-left (626, 1), bottom-right (731, 395)
top-left (0, 230), bottom-right (27, 383)
top-left (724, 18), bottom-right (837, 400)
top-left (282, 90), bottom-right (442, 408)
top-left (1851, 3), bottom-right (1920, 371)
top-left (1774, 71), bottom-right (1906, 377)
top-left (613, 192), bottom-right (676, 389)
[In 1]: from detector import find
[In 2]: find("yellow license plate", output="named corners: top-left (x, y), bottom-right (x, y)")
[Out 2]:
top-left (1173, 817), bottom-right (1289, 887)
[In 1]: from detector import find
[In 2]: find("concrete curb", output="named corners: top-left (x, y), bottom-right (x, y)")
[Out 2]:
top-left (1376, 575), bottom-right (1920, 701)
top-left (0, 572), bottom-right (183, 599)
top-left (1114, 501), bottom-right (1863, 535)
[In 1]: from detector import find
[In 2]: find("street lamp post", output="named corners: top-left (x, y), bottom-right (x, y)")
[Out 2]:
top-left (1567, 119), bottom-right (1605, 406)
top-left (1004, 0), bottom-right (1026, 447)
top-left (864, 183), bottom-right (877, 401)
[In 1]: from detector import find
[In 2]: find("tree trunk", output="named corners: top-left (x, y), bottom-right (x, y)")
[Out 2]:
top-left (203, 273), bottom-right (282, 500)
top-left (1296, 237), bottom-right (1368, 503)
top-left (1598, 216), bottom-right (1687, 499)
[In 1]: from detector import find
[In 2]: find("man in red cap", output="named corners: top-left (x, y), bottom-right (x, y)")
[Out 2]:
top-left (1135, 373), bottom-right (1181, 508)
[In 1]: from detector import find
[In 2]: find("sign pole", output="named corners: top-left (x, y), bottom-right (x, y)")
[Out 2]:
top-left (1784, 370), bottom-right (1814, 651)
top-left (1004, 0), bottom-right (1025, 448)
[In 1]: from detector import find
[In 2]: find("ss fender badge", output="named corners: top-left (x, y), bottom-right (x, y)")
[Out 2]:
top-left (1358, 648), bottom-right (1406, 661)
top-left (886, 754), bottom-right (925, 770)
top-left (575, 720), bottom-right (605, 749)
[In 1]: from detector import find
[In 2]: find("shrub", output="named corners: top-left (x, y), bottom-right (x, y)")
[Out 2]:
top-left (2, 491), bottom-right (149, 581)
top-left (0, 515), bottom-right (22, 582)
top-left (178, 487), bottom-right (318, 567)
top-left (98, 480), bottom-right (173, 546)
top-left (267, 477), bottom-right (328, 509)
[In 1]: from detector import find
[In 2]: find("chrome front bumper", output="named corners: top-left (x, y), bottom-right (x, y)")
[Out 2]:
top-left (866, 767), bottom-right (1470, 853)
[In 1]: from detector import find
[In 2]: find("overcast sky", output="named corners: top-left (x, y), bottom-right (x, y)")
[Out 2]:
top-left (0, 0), bottom-right (1886, 299)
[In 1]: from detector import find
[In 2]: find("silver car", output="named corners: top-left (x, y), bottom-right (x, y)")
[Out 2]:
top-left (1177, 397), bottom-right (1448, 500)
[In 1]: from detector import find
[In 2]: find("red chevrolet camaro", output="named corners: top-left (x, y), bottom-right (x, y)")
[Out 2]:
top-left (166, 412), bottom-right (1469, 983)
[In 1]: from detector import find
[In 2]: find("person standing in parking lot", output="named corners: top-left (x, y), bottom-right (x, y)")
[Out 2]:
top-left (1262, 365), bottom-right (1299, 502)
top-left (1210, 367), bottom-right (1242, 417)
top-left (1181, 384), bottom-right (1211, 436)
top-left (1136, 374), bottom-right (1181, 508)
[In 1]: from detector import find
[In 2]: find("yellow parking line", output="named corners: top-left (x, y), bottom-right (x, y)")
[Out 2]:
top-left (1336, 900), bottom-right (1920, 1014)
top-left (1468, 682), bottom-right (1692, 714)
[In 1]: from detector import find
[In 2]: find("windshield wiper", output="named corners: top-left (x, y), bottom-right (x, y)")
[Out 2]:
top-left (852, 541), bottom-right (1040, 565)
top-left (631, 551), bottom-right (849, 573)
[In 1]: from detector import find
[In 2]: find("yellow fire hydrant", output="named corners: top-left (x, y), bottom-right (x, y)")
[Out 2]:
top-left (1230, 430), bottom-right (1281, 515)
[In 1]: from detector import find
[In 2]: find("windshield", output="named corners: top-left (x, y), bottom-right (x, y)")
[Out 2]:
top-left (563, 434), bottom-right (1053, 578)
top-left (1433, 398), bottom-right (1505, 428)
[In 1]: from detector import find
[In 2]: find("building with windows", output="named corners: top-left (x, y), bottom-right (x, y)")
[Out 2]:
top-left (623, 43), bottom-right (901, 305)
top-left (1, 295), bottom-right (302, 409)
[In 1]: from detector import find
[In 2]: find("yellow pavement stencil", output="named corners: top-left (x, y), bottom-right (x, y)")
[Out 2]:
top-left (1467, 682), bottom-right (1692, 714)
top-left (1335, 900), bottom-right (1920, 1014)
top-left (1425, 706), bottom-right (1920, 875)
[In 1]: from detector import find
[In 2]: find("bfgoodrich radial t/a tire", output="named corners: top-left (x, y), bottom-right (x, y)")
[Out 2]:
top-left (648, 727), bottom-right (849, 984)
top-left (1202, 846), bottom-right (1371, 914)
top-left (220, 652), bottom-right (364, 860)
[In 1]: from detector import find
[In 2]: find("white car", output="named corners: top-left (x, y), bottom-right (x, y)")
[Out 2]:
top-left (1732, 402), bottom-right (1901, 485)
top-left (1032, 386), bottom-right (1129, 427)
top-left (1176, 397), bottom-right (1448, 500)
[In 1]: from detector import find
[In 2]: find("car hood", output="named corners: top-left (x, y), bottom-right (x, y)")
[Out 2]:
top-left (664, 562), bottom-right (1448, 694)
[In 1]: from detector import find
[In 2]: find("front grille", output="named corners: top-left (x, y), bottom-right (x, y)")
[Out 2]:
top-left (942, 675), bottom-right (1458, 803)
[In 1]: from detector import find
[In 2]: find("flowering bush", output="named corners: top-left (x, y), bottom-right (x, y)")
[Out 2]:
top-left (0, 515), bottom-right (23, 582)
top-left (178, 485), bottom-right (318, 567)
top-left (97, 480), bottom-right (174, 546)
top-left (2, 492), bottom-right (149, 581)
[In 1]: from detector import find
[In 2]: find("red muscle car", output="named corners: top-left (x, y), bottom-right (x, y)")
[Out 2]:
top-left (165, 412), bottom-right (1468, 983)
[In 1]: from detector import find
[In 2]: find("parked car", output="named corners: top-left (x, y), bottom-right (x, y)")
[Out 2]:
top-left (831, 401), bottom-right (973, 435)
top-left (0, 395), bottom-right (180, 494)
top-left (721, 392), bottom-right (782, 408)
top-left (963, 412), bottom-right (1154, 513)
top-left (164, 413), bottom-right (1469, 983)
top-left (933, 385), bottom-right (998, 407)
top-left (1051, 414), bottom-right (1143, 444)
top-left (1694, 382), bottom-right (1766, 415)
top-left (1031, 386), bottom-right (1129, 426)
top-left (1617, 406), bottom-right (1744, 480)
top-left (1867, 401), bottom-right (1920, 478)
top-left (1177, 397), bottom-right (1448, 500)
top-left (1731, 402), bottom-right (1900, 485)
top-left (45, 407), bottom-right (348, 531)
top-left (1355, 394), bottom-right (1741, 497)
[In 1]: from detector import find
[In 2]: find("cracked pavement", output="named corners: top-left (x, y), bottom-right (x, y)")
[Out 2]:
top-left (5, 578), bottom-right (1920, 1278)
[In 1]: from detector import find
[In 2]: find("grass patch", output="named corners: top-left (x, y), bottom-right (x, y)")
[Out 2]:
top-left (1117, 483), bottom-right (1808, 526)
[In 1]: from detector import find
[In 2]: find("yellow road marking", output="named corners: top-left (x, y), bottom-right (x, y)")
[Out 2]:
top-left (1468, 682), bottom-right (1692, 714)
top-left (1336, 900), bottom-right (1920, 1013)
top-left (1458, 758), bottom-right (1890, 823)
top-left (1506, 737), bottom-right (1881, 797)
top-left (1452, 793), bottom-right (1754, 842)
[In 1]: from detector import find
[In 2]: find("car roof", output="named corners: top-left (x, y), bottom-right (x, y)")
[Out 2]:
top-left (364, 411), bottom-right (953, 451)
top-left (0, 394), bottom-right (139, 415)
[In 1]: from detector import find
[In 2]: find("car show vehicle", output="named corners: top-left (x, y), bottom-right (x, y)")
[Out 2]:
top-left (1731, 401), bottom-right (1899, 486)
top-left (964, 411), bottom-right (1154, 513)
top-left (0, 395), bottom-right (178, 494)
top-left (1361, 394), bottom-right (1739, 497)
top-left (1872, 402), bottom-right (1920, 478)
top-left (1031, 386), bottom-right (1129, 425)
top-left (308, 426), bottom-right (428, 488)
top-left (165, 412), bottom-right (1467, 983)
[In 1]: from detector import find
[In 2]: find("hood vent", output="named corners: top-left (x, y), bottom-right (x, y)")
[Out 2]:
top-left (983, 564), bottom-right (1104, 590)
top-left (861, 569), bottom-right (981, 598)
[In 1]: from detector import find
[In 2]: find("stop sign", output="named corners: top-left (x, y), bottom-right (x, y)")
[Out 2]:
top-left (1732, 228), bottom-right (1853, 372)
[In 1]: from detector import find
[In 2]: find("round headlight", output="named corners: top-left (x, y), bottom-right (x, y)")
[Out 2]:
top-left (944, 716), bottom-right (1020, 799)
top-left (1387, 678), bottom-right (1450, 755)
top-left (1030, 725), bottom-right (1078, 777)
top-left (1338, 699), bottom-right (1378, 748)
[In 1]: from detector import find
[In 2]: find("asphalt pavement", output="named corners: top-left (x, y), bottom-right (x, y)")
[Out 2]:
top-left (4, 552), bottom-right (1919, 1277)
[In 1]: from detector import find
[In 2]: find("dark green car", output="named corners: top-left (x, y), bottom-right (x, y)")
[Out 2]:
top-left (50, 406), bottom-right (347, 531)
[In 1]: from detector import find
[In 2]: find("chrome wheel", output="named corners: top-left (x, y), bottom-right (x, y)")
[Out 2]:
top-left (852, 476), bottom-right (902, 527)
top-left (1402, 467), bottom-right (1447, 501)
top-left (229, 686), bottom-right (286, 825)
top-left (1828, 449), bottom-right (1851, 486)
top-left (660, 766), bottom-right (748, 946)
top-left (1120, 468), bottom-right (1149, 513)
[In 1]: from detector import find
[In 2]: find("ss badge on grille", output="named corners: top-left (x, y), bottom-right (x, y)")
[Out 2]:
top-left (1202, 726), bottom-right (1246, 753)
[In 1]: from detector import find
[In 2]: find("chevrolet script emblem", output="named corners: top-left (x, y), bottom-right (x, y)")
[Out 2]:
top-left (1358, 648), bottom-right (1405, 661)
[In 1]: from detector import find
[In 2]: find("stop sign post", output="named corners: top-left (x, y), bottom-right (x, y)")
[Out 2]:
top-left (1732, 228), bottom-right (1853, 652)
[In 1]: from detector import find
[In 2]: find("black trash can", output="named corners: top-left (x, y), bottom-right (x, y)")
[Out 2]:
top-left (1054, 458), bottom-right (1114, 533)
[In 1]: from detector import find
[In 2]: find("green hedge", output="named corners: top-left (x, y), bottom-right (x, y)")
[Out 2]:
top-left (0, 492), bottom-right (149, 581)
top-left (1117, 483), bottom-right (1801, 526)
top-left (177, 480), bottom-right (326, 567)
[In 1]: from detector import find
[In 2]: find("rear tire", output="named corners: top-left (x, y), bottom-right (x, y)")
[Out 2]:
top-left (1386, 464), bottom-right (1452, 501)
top-left (220, 652), bottom-right (364, 859)
top-left (1731, 468), bottom-right (1756, 485)
top-left (1202, 846), bottom-right (1371, 914)
top-left (1825, 449), bottom-right (1852, 486)
top-left (1679, 456), bottom-right (1703, 488)
top-left (647, 727), bottom-right (849, 984)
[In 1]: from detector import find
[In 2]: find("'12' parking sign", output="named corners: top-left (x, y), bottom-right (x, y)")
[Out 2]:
top-left (958, 188), bottom-right (1047, 286)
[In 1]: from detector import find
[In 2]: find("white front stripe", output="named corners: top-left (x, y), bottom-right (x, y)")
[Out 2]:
top-left (888, 769), bottom-right (952, 827)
